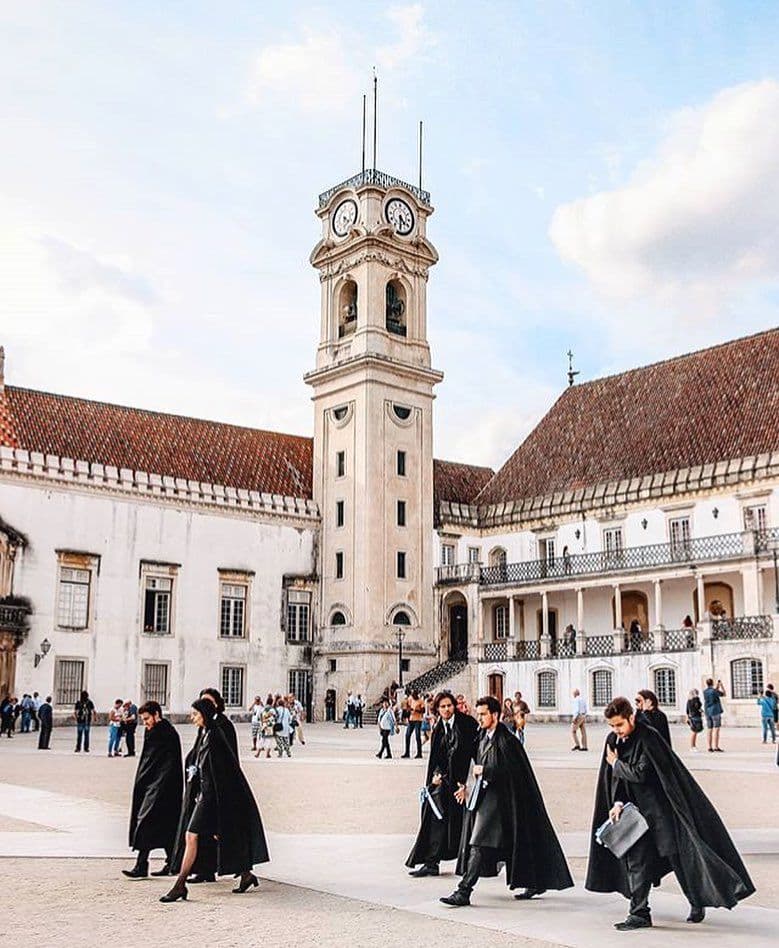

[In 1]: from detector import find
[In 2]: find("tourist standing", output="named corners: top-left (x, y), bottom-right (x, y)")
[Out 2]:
top-left (20, 693), bottom-right (33, 732)
top-left (513, 691), bottom-right (531, 746)
top-left (74, 690), bottom-right (95, 752)
top-left (37, 696), bottom-right (53, 749)
top-left (108, 699), bottom-right (124, 757)
top-left (123, 701), bottom-right (183, 879)
top-left (440, 695), bottom-right (572, 907)
top-left (635, 689), bottom-right (671, 746)
top-left (249, 696), bottom-right (264, 753)
top-left (686, 688), bottom-right (703, 751)
top-left (123, 699), bottom-right (139, 757)
top-left (255, 697), bottom-right (276, 759)
top-left (0, 696), bottom-right (15, 737)
top-left (758, 690), bottom-right (777, 744)
top-left (571, 688), bottom-right (588, 751)
top-left (402, 690), bottom-right (425, 759)
top-left (31, 692), bottom-right (41, 731)
top-left (324, 688), bottom-right (336, 722)
top-left (353, 693), bottom-right (364, 729)
top-left (290, 694), bottom-right (306, 744)
top-left (586, 696), bottom-right (754, 930)
top-left (376, 698), bottom-right (396, 758)
top-left (703, 678), bottom-right (726, 752)
top-left (274, 696), bottom-right (292, 758)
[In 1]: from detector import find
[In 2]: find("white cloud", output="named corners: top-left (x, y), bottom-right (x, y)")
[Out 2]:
top-left (549, 80), bottom-right (779, 315)
top-left (377, 4), bottom-right (434, 70)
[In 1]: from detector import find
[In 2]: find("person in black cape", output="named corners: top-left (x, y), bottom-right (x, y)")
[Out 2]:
top-left (406, 690), bottom-right (478, 877)
top-left (635, 689), bottom-right (671, 746)
top-left (440, 695), bottom-right (573, 907)
top-left (201, 686), bottom-right (239, 758)
top-left (161, 698), bottom-right (269, 903)
top-left (122, 701), bottom-right (183, 878)
top-left (586, 696), bottom-right (754, 931)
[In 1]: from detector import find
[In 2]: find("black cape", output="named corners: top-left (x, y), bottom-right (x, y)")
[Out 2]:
top-left (586, 721), bottom-right (754, 908)
top-left (129, 718), bottom-right (183, 852)
top-left (215, 712), bottom-right (239, 759)
top-left (637, 708), bottom-right (671, 746)
top-left (195, 725), bottom-right (269, 875)
top-left (171, 728), bottom-right (217, 875)
top-left (406, 710), bottom-right (479, 867)
top-left (455, 722), bottom-right (573, 892)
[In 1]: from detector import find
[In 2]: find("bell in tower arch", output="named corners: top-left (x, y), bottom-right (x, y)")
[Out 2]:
top-left (385, 279), bottom-right (407, 337)
top-left (338, 279), bottom-right (358, 339)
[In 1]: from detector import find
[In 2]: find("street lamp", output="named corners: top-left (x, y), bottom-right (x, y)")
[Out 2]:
top-left (394, 627), bottom-right (407, 687)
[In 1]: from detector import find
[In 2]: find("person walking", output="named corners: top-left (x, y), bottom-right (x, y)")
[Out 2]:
top-left (255, 698), bottom-right (276, 759)
top-left (635, 689), bottom-right (671, 746)
top-left (571, 689), bottom-right (588, 751)
top-left (402, 690), bottom-right (425, 759)
top-left (249, 696), bottom-right (264, 753)
top-left (703, 678), bottom-right (726, 752)
top-left (273, 696), bottom-right (292, 758)
top-left (160, 698), bottom-right (269, 903)
top-left (31, 692), bottom-right (41, 732)
top-left (686, 688), bottom-right (704, 752)
top-left (74, 690), bottom-right (95, 752)
top-left (343, 691), bottom-right (354, 729)
top-left (354, 693), bottom-right (364, 729)
top-left (122, 699), bottom-right (139, 757)
top-left (0, 696), bottom-right (15, 738)
top-left (200, 687), bottom-right (239, 759)
top-left (122, 701), bottom-right (183, 879)
top-left (758, 690), bottom-right (777, 744)
top-left (376, 699), bottom-right (396, 758)
top-left (586, 696), bottom-right (754, 930)
top-left (512, 691), bottom-right (531, 747)
top-left (108, 699), bottom-right (124, 757)
top-left (37, 696), bottom-right (53, 749)
top-left (290, 693), bottom-right (307, 745)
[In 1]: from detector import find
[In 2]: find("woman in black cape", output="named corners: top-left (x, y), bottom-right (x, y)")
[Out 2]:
top-left (635, 689), bottom-right (671, 746)
top-left (161, 699), bottom-right (269, 903)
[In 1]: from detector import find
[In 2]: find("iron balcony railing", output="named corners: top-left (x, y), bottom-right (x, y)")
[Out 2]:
top-left (755, 527), bottom-right (779, 554)
top-left (437, 562), bottom-right (481, 585)
top-left (0, 604), bottom-right (30, 633)
top-left (478, 628), bottom-right (700, 662)
top-left (711, 615), bottom-right (774, 641)
top-left (318, 169), bottom-right (431, 208)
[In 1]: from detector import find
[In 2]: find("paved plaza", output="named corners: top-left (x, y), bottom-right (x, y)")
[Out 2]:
top-left (0, 720), bottom-right (777, 947)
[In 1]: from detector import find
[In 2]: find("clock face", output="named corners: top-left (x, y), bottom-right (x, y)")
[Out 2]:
top-left (332, 199), bottom-right (358, 237)
top-left (385, 198), bottom-right (415, 236)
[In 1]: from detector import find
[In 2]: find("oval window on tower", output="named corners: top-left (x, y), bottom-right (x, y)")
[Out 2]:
top-left (393, 404), bottom-right (412, 421)
top-left (332, 406), bottom-right (348, 421)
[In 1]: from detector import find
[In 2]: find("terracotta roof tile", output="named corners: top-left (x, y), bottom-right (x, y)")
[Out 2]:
top-left (434, 459), bottom-right (494, 507)
top-left (477, 328), bottom-right (779, 506)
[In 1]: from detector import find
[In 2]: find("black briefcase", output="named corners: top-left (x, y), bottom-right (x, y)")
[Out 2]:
top-left (595, 803), bottom-right (649, 858)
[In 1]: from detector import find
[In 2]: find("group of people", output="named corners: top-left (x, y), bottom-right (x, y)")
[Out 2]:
top-left (0, 692), bottom-right (53, 747)
top-left (374, 687), bottom-right (480, 759)
top-left (248, 693), bottom-right (305, 758)
top-left (123, 686), bottom-right (268, 904)
top-left (405, 689), bottom-right (754, 930)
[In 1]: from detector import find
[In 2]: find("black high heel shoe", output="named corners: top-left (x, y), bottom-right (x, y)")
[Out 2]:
top-left (159, 883), bottom-right (188, 903)
top-left (232, 872), bottom-right (258, 894)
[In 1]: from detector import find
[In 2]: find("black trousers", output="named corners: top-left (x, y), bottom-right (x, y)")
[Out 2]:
top-left (378, 729), bottom-right (392, 757)
top-left (38, 724), bottom-right (52, 749)
top-left (627, 856), bottom-right (697, 919)
top-left (134, 846), bottom-right (173, 871)
top-left (458, 845), bottom-right (497, 893)
top-left (124, 726), bottom-right (137, 756)
top-left (404, 721), bottom-right (422, 756)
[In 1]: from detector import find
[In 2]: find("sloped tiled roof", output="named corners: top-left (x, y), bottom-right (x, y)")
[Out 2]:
top-left (2, 387), bottom-right (314, 499)
top-left (434, 459), bottom-right (494, 507)
top-left (477, 328), bottom-right (779, 506)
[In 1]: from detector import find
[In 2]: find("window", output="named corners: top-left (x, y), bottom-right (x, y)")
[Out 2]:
top-left (220, 583), bottom-right (247, 638)
top-left (335, 552), bottom-right (344, 579)
top-left (397, 450), bottom-right (406, 476)
top-left (143, 576), bottom-right (172, 634)
top-left (592, 669), bottom-right (613, 707)
top-left (336, 451), bottom-right (346, 478)
top-left (336, 500), bottom-right (345, 527)
top-left (393, 610), bottom-right (411, 625)
top-left (54, 658), bottom-right (85, 705)
top-left (331, 610), bottom-right (347, 626)
top-left (731, 658), bottom-right (764, 699)
top-left (401, 658), bottom-right (410, 673)
top-left (289, 669), bottom-right (311, 707)
top-left (537, 670), bottom-right (557, 708)
top-left (287, 590), bottom-right (311, 641)
top-left (392, 404), bottom-right (412, 420)
top-left (221, 665), bottom-right (245, 707)
top-left (329, 659), bottom-right (337, 672)
top-left (397, 551), bottom-right (407, 579)
top-left (386, 281), bottom-right (407, 336)
top-left (397, 500), bottom-right (406, 527)
top-left (332, 405), bottom-right (348, 421)
top-left (669, 516), bottom-right (691, 557)
top-left (743, 505), bottom-right (767, 532)
top-left (654, 668), bottom-right (676, 707)
top-left (143, 662), bottom-right (169, 706)
top-left (494, 605), bottom-right (508, 639)
top-left (441, 543), bottom-right (455, 567)
top-left (539, 538), bottom-right (555, 564)
top-left (603, 527), bottom-right (624, 559)
top-left (57, 567), bottom-right (91, 629)
top-left (468, 547), bottom-right (481, 564)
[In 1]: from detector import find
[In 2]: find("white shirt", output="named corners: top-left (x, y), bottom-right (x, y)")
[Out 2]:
top-left (572, 696), bottom-right (588, 717)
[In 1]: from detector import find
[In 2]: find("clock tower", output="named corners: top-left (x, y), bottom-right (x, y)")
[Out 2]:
top-left (305, 169), bottom-right (443, 706)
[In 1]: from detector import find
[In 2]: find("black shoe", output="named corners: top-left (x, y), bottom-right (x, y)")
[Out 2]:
top-left (401, 753), bottom-right (410, 758)
top-left (571, 747), bottom-right (580, 751)
top-left (687, 907), bottom-right (705, 924)
top-left (440, 890), bottom-right (471, 907)
top-left (414, 754), bottom-right (423, 759)
top-left (159, 884), bottom-right (188, 903)
top-left (232, 872), bottom-right (259, 894)
top-left (150, 865), bottom-right (172, 877)
top-left (514, 888), bottom-right (542, 900)
top-left (122, 867), bottom-right (148, 879)
top-left (614, 916), bottom-right (652, 930)
top-left (187, 873), bottom-right (216, 884)
top-left (409, 865), bottom-right (439, 877)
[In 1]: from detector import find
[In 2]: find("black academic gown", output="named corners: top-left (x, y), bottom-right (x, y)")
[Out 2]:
top-left (406, 710), bottom-right (479, 867)
top-left (455, 722), bottom-right (573, 893)
top-left (129, 718), bottom-right (183, 853)
top-left (195, 725), bottom-right (269, 875)
top-left (586, 721), bottom-right (754, 908)
top-left (215, 712), bottom-right (239, 759)
top-left (637, 708), bottom-right (671, 746)
top-left (171, 728), bottom-right (217, 875)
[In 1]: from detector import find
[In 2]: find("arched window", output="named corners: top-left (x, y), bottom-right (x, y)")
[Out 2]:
top-left (537, 670), bottom-right (557, 708)
top-left (489, 547), bottom-right (507, 568)
top-left (731, 658), bottom-right (763, 699)
top-left (494, 605), bottom-right (508, 640)
top-left (338, 281), bottom-right (358, 338)
top-left (592, 669), bottom-right (613, 707)
top-left (385, 279), bottom-right (407, 336)
top-left (653, 668), bottom-right (676, 707)
top-left (393, 610), bottom-right (411, 626)
top-left (331, 610), bottom-right (347, 626)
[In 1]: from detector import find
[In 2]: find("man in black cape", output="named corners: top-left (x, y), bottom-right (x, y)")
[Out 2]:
top-left (122, 701), bottom-right (183, 878)
top-left (406, 690), bottom-right (478, 877)
top-left (586, 696), bottom-right (754, 930)
top-left (440, 695), bottom-right (573, 907)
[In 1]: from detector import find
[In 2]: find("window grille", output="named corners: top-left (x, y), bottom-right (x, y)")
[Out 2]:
top-left (220, 583), bottom-right (247, 638)
top-left (143, 576), bottom-right (172, 634)
top-left (55, 659), bottom-right (85, 705)
top-left (221, 665), bottom-right (245, 707)
top-left (143, 662), bottom-right (169, 706)
top-left (289, 669), bottom-right (311, 706)
top-left (57, 567), bottom-right (90, 628)
top-left (592, 669), bottom-right (613, 706)
top-left (653, 667), bottom-right (676, 707)
top-left (537, 670), bottom-right (556, 708)
top-left (287, 590), bottom-right (311, 641)
top-left (731, 658), bottom-right (764, 699)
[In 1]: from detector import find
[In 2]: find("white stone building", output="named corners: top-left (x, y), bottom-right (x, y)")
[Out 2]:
top-left (0, 167), bottom-right (778, 724)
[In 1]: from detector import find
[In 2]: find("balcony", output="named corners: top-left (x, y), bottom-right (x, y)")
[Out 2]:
top-left (0, 599), bottom-right (32, 645)
top-left (437, 562), bottom-right (481, 585)
top-left (478, 627), bottom-right (698, 662)
top-left (711, 615), bottom-right (774, 641)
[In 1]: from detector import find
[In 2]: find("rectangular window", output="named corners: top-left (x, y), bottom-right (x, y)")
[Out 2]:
top-left (669, 516), bottom-right (692, 557)
top-left (143, 576), bottom-right (172, 634)
top-left (441, 543), bottom-right (455, 566)
top-left (539, 538), bottom-right (555, 563)
top-left (287, 590), bottom-right (311, 642)
top-left (743, 505), bottom-right (767, 532)
top-left (731, 658), bottom-right (764, 699)
top-left (397, 450), bottom-right (406, 476)
top-left (336, 451), bottom-right (346, 478)
top-left (397, 551), bottom-right (407, 579)
top-left (336, 500), bottom-right (345, 527)
top-left (57, 567), bottom-right (91, 629)
top-left (592, 669), bottom-right (613, 707)
top-left (494, 605), bottom-right (508, 639)
top-left (397, 500), bottom-right (406, 527)
top-left (335, 551), bottom-right (344, 579)
top-left (221, 665), bottom-right (245, 708)
top-left (654, 668), bottom-right (676, 707)
top-left (537, 671), bottom-right (557, 708)
top-left (603, 527), bottom-right (624, 558)
top-left (468, 546), bottom-right (481, 564)
top-left (401, 658), bottom-right (410, 673)
top-left (54, 658), bottom-right (85, 705)
top-left (143, 662), bottom-right (169, 706)
top-left (329, 658), bottom-right (337, 672)
top-left (289, 669), bottom-right (311, 706)
top-left (219, 583), bottom-right (247, 638)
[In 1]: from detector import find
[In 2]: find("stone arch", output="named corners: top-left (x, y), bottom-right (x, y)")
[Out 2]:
top-left (335, 277), bottom-right (358, 339)
top-left (385, 276), bottom-right (409, 336)
top-left (441, 589), bottom-right (468, 660)
top-left (328, 603), bottom-right (352, 626)
top-left (385, 602), bottom-right (419, 627)
top-left (693, 581), bottom-right (734, 622)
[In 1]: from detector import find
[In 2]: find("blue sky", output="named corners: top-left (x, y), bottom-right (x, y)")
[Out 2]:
top-left (2, 2), bottom-right (778, 468)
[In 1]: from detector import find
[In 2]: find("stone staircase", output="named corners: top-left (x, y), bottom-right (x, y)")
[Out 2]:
top-left (404, 655), bottom-right (471, 695)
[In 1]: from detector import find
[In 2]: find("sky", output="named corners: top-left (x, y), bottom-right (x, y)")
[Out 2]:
top-left (1, 1), bottom-right (779, 470)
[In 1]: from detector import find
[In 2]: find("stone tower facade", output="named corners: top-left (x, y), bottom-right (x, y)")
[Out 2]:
top-left (306, 170), bottom-right (443, 705)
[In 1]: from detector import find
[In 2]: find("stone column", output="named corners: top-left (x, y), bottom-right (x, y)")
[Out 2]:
top-left (507, 595), bottom-right (517, 660)
top-left (540, 591), bottom-right (551, 658)
top-left (653, 579), bottom-right (664, 629)
top-left (696, 573), bottom-right (706, 620)
top-left (742, 563), bottom-right (763, 616)
top-left (576, 588), bottom-right (584, 655)
top-left (613, 583), bottom-right (623, 652)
